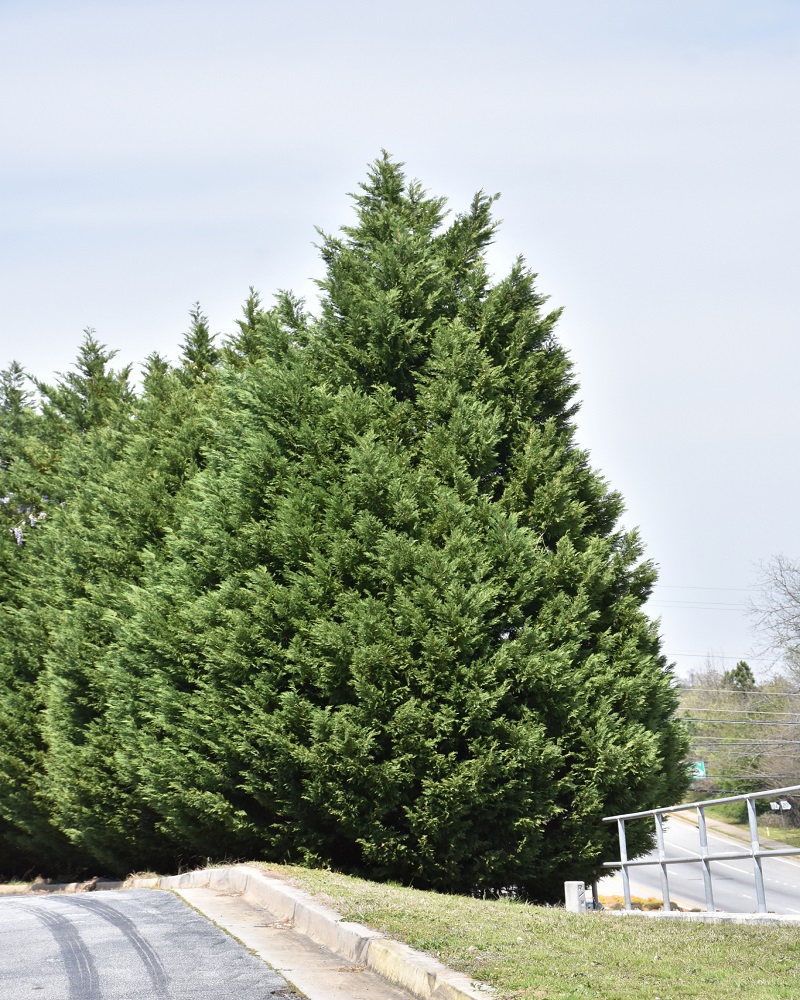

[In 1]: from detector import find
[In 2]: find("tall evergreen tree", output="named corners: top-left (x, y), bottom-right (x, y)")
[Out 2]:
top-left (0, 361), bottom-right (38, 553)
top-left (0, 361), bottom-right (57, 874)
top-left (34, 330), bottom-right (223, 872)
top-left (0, 340), bottom-right (134, 876)
top-left (100, 296), bottom-right (310, 865)
top-left (109, 156), bottom-right (688, 897)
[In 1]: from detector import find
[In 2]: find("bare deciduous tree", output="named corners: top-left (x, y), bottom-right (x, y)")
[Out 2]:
top-left (753, 555), bottom-right (800, 675)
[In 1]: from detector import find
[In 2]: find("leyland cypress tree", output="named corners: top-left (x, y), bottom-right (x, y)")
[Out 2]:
top-left (100, 293), bottom-right (312, 865)
top-left (0, 327), bottom-right (214, 876)
top-left (0, 362), bottom-right (68, 875)
top-left (35, 319), bottom-right (224, 872)
top-left (0, 341), bottom-right (132, 876)
top-left (113, 156), bottom-right (687, 897)
top-left (275, 156), bottom-right (688, 895)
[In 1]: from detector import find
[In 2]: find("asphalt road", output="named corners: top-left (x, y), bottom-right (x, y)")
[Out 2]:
top-left (0, 888), bottom-right (302, 999)
top-left (610, 817), bottom-right (800, 914)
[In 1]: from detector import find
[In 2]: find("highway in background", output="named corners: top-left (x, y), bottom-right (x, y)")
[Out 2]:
top-left (600, 816), bottom-right (800, 914)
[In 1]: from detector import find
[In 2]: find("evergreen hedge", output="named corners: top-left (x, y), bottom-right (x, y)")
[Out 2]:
top-left (0, 156), bottom-right (688, 896)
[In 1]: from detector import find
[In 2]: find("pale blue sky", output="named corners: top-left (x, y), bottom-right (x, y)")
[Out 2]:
top-left (2, 0), bottom-right (799, 678)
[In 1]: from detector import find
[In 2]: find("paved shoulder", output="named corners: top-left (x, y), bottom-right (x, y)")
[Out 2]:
top-left (170, 884), bottom-right (418, 1000)
top-left (0, 888), bottom-right (300, 1000)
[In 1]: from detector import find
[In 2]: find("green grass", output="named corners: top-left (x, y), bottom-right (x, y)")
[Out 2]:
top-left (251, 863), bottom-right (800, 999)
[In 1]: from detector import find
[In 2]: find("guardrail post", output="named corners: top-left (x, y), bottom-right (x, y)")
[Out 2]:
top-left (696, 805), bottom-right (715, 912)
top-left (654, 813), bottom-right (671, 912)
top-left (746, 796), bottom-right (767, 913)
top-left (617, 818), bottom-right (632, 911)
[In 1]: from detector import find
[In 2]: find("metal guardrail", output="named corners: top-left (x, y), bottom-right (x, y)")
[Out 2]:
top-left (602, 784), bottom-right (800, 913)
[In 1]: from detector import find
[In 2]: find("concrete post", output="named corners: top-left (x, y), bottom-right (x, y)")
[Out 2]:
top-left (564, 881), bottom-right (587, 913)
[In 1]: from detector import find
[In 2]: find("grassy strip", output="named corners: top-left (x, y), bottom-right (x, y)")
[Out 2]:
top-left (252, 863), bottom-right (800, 1000)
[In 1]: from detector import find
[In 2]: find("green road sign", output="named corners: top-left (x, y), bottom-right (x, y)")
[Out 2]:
top-left (688, 761), bottom-right (706, 779)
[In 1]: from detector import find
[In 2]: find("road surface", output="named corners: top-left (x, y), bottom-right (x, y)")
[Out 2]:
top-left (0, 888), bottom-right (301, 999)
top-left (601, 816), bottom-right (800, 914)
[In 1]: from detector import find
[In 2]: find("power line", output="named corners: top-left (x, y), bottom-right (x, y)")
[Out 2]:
top-left (649, 600), bottom-right (747, 611)
top-left (651, 603), bottom-right (748, 612)
top-left (692, 736), bottom-right (800, 747)
top-left (682, 718), bottom-right (800, 726)
top-left (655, 585), bottom-right (754, 593)
top-left (680, 688), bottom-right (800, 697)
top-left (653, 600), bottom-right (749, 607)
top-left (681, 708), bottom-right (800, 717)
top-left (667, 653), bottom-right (772, 661)
top-left (698, 775), bottom-right (800, 780)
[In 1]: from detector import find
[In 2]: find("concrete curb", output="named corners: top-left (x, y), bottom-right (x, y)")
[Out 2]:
top-left (132, 865), bottom-right (492, 1000)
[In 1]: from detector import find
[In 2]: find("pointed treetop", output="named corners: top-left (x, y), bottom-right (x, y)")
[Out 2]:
top-left (223, 288), bottom-right (310, 367)
top-left (0, 361), bottom-right (31, 415)
top-left (274, 289), bottom-right (308, 341)
top-left (237, 288), bottom-right (264, 337)
top-left (0, 361), bottom-right (37, 469)
top-left (312, 155), bottom-right (509, 400)
top-left (332, 152), bottom-right (448, 254)
top-left (352, 150), bottom-right (408, 214)
top-left (180, 304), bottom-right (221, 381)
top-left (141, 353), bottom-right (172, 395)
top-left (36, 330), bottom-right (135, 432)
top-left (223, 288), bottom-right (268, 365)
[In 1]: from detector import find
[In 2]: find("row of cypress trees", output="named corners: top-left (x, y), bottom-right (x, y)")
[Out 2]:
top-left (0, 156), bottom-right (688, 899)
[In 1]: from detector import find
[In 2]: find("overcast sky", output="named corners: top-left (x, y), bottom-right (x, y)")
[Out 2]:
top-left (2, 0), bottom-right (798, 680)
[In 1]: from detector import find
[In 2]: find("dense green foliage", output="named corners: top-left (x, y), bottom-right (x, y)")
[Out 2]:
top-left (0, 157), bottom-right (688, 895)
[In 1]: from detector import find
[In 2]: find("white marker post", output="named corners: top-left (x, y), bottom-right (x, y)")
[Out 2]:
top-left (564, 881), bottom-right (587, 913)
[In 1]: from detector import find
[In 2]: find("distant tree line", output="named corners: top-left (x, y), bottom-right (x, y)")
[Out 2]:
top-left (680, 558), bottom-right (800, 809)
top-left (681, 654), bottom-right (800, 821)
top-left (0, 156), bottom-right (689, 898)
